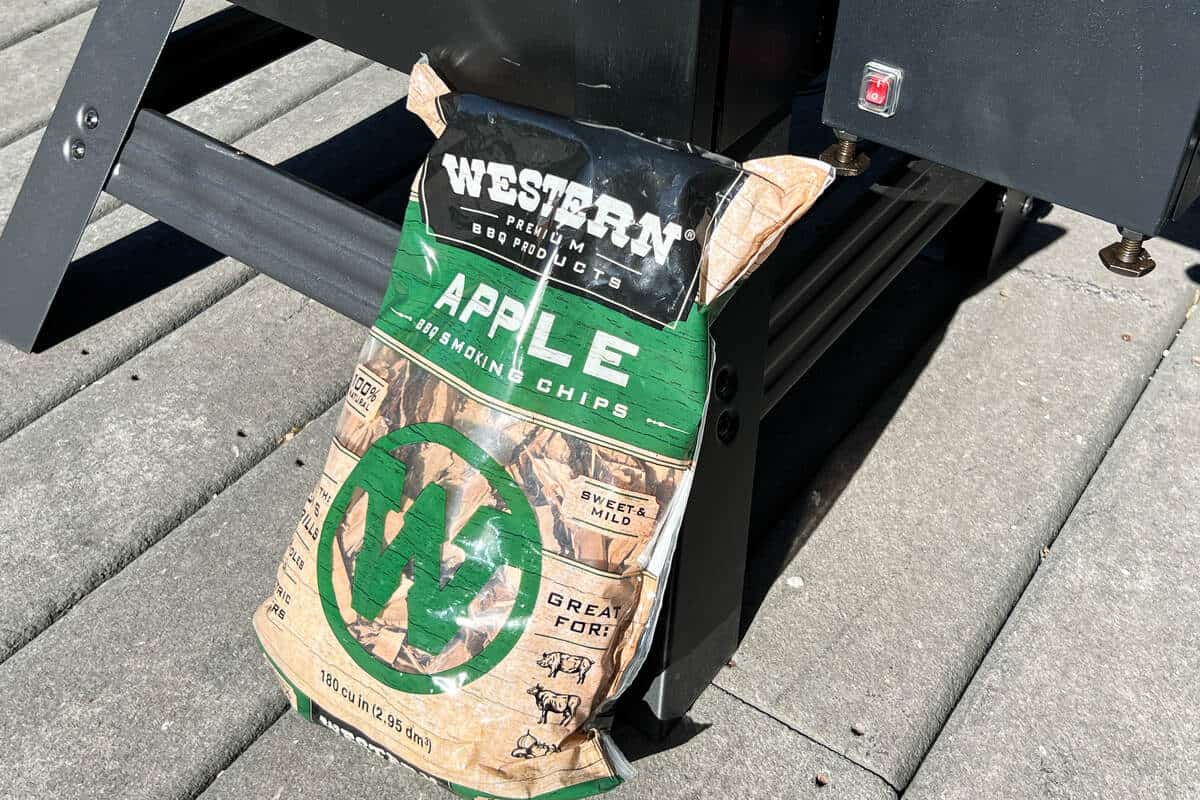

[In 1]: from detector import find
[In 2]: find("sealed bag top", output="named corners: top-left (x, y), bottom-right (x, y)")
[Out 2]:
top-left (390, 63), bottom-right (834, 465)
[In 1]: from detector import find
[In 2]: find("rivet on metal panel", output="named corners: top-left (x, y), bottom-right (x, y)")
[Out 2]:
top-left (68, 139), bottom-right (87, 161)
top-left (714, 365), bottom-right (738, 401)
top-left (82, 108), bottom-right (101, 130)
top-left (716, 409), bottom-right (740, 444)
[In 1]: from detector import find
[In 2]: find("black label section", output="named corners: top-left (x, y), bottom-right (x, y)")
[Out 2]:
top-left (312, 702), bottom-right (409, 766)
top-left (421, 94), bottom-right (744, 328)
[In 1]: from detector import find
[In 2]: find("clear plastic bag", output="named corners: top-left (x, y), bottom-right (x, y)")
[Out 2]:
top-left (255, 60), bottom-right (832, 800)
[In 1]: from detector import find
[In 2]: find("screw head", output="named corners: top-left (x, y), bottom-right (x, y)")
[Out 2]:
top-left (69, 139), bottom-right (86, 160)
top-left (1099, 242), bottom-right (1156, 277)
top-left (716, 409), bottom-right (740, 444)
top-left (83, 108), bottom-right (100, 130)
top-left (713, 365), bottom-right (738, 402)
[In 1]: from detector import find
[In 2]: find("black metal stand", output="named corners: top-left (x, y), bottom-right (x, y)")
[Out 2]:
top-left (0, 1), bottom-right (310, 351)
top-left (0, 0), bottom-right (985, 737)
top-left (0, 0), bottom-right (183, 351)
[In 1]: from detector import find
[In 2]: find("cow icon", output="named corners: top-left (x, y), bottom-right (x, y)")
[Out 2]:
top-left (527, 684), bottom-right (581, 726)
top-left (537, 651), bottom-right (594, 685)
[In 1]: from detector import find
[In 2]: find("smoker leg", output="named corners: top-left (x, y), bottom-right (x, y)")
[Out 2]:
top-left (0, 0), bottom-right (185, 351)
top-left (619, 274), bottom-right (769, 736)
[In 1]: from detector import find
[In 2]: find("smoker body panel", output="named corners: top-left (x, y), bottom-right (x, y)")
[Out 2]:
top-left (823, 1), bottom-right (1200, 234)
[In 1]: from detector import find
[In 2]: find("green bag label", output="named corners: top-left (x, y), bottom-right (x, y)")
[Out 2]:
top-left (374, 200), bottom-right (710, 463)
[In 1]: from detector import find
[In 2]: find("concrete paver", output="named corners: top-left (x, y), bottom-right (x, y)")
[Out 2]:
top-left (905, 306), bottom-right (1200, 800)
top-left (0, 274), bottom-right (362, 661)
top-left (0, 409), bottom-right (339, 800)
top-left (0, 0), bottom-right (95, 51)
top-left (202, 688), bottom-right (898, 800)
top-left (715, 205), bottom-right (1200, 788)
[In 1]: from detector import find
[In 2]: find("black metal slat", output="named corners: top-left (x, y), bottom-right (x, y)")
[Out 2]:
top-left (767, 198), bottom-right (908, 335)
top-left (762, 202), bottom-right (961, 414)
top-left (107, 111), bottom-right (399, 326)
top-left (765, 200), bottom-right (940, 384)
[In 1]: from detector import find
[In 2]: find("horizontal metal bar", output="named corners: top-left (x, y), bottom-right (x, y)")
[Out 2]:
top-left (106, 111), bottom-right (399, 326)
top-left (106, 109), bottom-right (979, 411)
top-left (767, 170), bottom-right (922, 336)
top-left (762, 200), bottom-right (962, 415)
top-left (765, 198), bottom-right (941, 385)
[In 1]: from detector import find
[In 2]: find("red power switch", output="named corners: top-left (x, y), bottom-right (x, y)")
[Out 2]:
top-left (858, 62), bottom-right (903, 118)
top-left (864, 74), bottom-right (891, 107)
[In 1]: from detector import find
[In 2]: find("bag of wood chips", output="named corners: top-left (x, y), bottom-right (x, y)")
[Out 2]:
top-left (255, 60), bottom-right (833, 799)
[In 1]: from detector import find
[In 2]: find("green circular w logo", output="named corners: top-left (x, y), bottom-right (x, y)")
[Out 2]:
top-left (317, 423), bottom-right (542, 694)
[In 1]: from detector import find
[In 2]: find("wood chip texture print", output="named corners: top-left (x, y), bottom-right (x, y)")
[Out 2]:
top-left (254, 60), bottom-right (834, 800)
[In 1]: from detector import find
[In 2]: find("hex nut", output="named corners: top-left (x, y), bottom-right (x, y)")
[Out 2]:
top-left (1099, 242), bottom-right (1156, 277)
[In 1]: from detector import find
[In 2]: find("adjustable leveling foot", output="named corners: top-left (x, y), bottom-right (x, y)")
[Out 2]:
top-left (820, 130), bottom-right (870, 178)
top-left (1099, 228), bottom-right (1156, 278)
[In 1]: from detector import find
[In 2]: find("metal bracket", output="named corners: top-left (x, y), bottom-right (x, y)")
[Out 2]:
top-left (0, 0), bottom-right (185, 352)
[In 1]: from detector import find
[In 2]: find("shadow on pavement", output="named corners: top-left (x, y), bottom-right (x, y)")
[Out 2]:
top-left (612, 714), bottom-right (713, 764)
top-left (739, 214), bottom-right (1065, 636)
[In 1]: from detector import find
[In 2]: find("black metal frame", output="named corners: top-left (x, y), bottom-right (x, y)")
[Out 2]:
top-left (0, 1), bottom-right (311, 351)
top-left (0, 0), bottom-right (984, 735)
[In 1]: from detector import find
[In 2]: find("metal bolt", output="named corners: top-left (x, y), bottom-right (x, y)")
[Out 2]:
top-left (716, 409), bottom-right (740, 444)
top-left (69, 139), bottom-right (86, 160)
top-left (1116, 236), bottom-right (1142, 262)
top-left (714, 365), bottom-right (738, 402)
top-left (83, 107), bottom-right (100, 130)
top-left (834, 137), bottom-right (857, 163)
top-left (1098, 227), bottom-right (1156, 278)
top-left (819, 130), bottom-right (870, 177)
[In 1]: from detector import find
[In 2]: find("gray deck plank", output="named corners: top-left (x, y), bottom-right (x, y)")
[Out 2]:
top-left (0, 408), bottom-right (339, 800)
top-left (201, 689), bottom-right (897, 800)
top-left (0, 0), bottom-right (228, 148)
top-left (0, 64), bottom-right (407, 443)
top-left (0, 38), bottom-right (369, 230)
top-left (714, 206), bottom-right (1200, 789)
top-left (905, 305), bottom-right (1200, 800)
top-left (0, 0), bottom-right (95, 51)
top-left (0, 273), bottom-right (362, 661)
